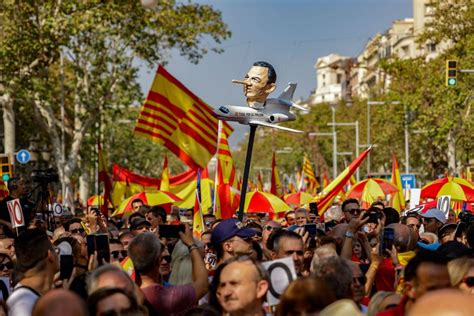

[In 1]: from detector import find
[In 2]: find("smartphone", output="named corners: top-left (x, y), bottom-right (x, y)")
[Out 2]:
top-left (309, 202), bottom-right (318, 214)
top-left (382, 228), bottom-right (395, 255)
top-left (59, 255), bottom-right (74, 280)
top-left (87, 234), bottom-right (110, 264)
top-left (304, 224), bottom-right (317, 237)
top-left (159, 224), bottom-right (185, 238)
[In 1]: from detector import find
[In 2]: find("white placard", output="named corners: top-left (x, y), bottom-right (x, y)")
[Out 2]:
top-left (437, 195), bottom-right (451, 219)
top-left (52, 203), bottom-right (64, 217)
top-left (261, 256), bottom-right (297, 306)
top-left (409, 189), bottom-right (421, 209)
top-left (6, 199), bottom-right (24, 228)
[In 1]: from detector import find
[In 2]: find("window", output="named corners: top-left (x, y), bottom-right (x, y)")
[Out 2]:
top-left (337, 74), bottom-right (342, 84)
top-left (427, 43), bottom-right (436, 53)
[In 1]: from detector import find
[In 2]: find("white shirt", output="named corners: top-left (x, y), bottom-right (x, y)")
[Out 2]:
top-left (7, 283), bottom-right (40, 316)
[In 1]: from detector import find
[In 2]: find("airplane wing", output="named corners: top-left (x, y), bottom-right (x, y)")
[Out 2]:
top-left (277, 83), bottom-right (297, 100)
top-left (249, 120), bottom-right (303, 133)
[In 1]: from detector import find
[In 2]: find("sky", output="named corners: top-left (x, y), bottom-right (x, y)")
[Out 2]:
top-left (137, 0), bottom-right (413, 148)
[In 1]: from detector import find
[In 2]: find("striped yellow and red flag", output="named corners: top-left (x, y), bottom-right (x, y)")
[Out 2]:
top-left (270, 152), bottom-right (282, 197)
top-left (317, 146), bottom-right (373, 215)
top-left (160, 156), bottom-right (170, 192)
top-left (257, 172), bottom-right (264, 191)
top-left (215, 131), bottom-right (240, 220)
top-left (302, 155), bottom-right (320, 193)
top-left (193, 169), bottom-right (206, 237)
top-left (390, 153), bottom-right (405, 212)
top-left (134, 66), bottom-right (233, 169)
top-left (98, 143), bottom-right (114, 215)
top-left (322, 172), bottom-right (330, 189)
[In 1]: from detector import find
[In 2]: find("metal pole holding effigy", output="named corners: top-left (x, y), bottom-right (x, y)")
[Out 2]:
top-left (238, 124), bottom-right (257, 221)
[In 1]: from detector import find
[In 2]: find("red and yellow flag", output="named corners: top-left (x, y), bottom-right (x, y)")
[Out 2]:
top-left (160, 156), bottom-right (170, 192)
top-left (193, 169), bottom-right (206, 237)
top-left (317, 146), bottom-right (373, 215)
top-left (0, 181), bottom-right (9, 200)
top-left (390, 153), bottom-right (405, 212)
top-left (215, 131), bottom-right (240, 220)
top-left (322, 172), bottom-right (330, 189)
top-left (270, 152), bottom-right (282, 197)
top-left (98, 143), bottom-right (114, 215)
top-left (257, 172), bottom-right (264, 191)
top-left (134, 66), bottom-right (233, 169)
top-left (301, 155), bottom-right (319, 193)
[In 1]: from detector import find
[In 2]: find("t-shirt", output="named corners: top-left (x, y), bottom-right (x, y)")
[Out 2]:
top-left (142, 283), bottom-right (196, 316)
top-left (7, 283), bottom-right (40, 316)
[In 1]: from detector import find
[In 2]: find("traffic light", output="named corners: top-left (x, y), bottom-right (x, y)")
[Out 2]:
top-left (0, 155), bottom-right (13, 182)
top-left (446, 60), bottom-right (458, 86)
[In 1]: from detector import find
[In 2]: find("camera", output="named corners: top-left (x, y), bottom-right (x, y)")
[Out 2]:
top-left (363, 207), bottom-right (382, 224)
top-left (32, 168), bottom-right (59, 184)
top-left (459, 211), bottom-right (474, 224)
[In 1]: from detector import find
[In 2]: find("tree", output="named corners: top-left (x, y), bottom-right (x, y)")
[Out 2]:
top-left (0, 1), bottom-right (230, 198)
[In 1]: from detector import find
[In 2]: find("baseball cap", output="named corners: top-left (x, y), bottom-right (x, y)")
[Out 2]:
top-left (211, 218), bottom-right (256, 245)
top-left (421, 208), bottom-right (447, 224)
top-left (130, 218), bottom-right (151, 230)
top-left (417, 241), bottom-right (441, 251)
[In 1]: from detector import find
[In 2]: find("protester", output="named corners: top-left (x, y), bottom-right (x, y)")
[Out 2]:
top-left (312, 256), bottom-right (353, 301)
top-left (128, 228), bottom-right (208, 315)
top-left (109, 238), bottom-right (127, 264)
top-left (447, 257), bottom-right (474, 294)
top-left (409, 289), bottom-right (474, 316)
top-left (215, 256), bottom-right (268, 316)
top-left (131, 199), bottom-right (144, 214)
top-left (129, 217), bottom-right (151, 236)
top-left (210, 218), bottom-right (255, 265)
top-left (267, 229), bottom-right (305, 276)
top-left (367, 291), bottom-right (401, 316)
top-left (294, 208), bottom-right (308, 226)
top-left (87, 287), bottom-right (146, 316)
top-left (341, 198), bottom-right (361, 223)
top-left (261, 220), bottom-right (280, 251)
top-left (420, 208), bottom-right (446, 234)
top-left (7, 229), bottom-right (59, 315)
top-left (0, 177), bottom-right (34, 237)
top-left (146, 206), bottom-right (167, 233)
top-left (32, 289), bottom-right (88, 316)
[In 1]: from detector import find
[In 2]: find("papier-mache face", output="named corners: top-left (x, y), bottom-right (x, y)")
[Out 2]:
top-left (233, 63), bottom-right (277, 106)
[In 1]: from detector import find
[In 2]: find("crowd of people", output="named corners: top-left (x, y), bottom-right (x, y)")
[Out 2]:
top-left (0, 176), bottom-right (473, 315)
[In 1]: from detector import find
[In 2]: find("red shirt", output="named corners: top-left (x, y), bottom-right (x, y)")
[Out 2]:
top-left (142, 283), bottom-right (196, 316)
top-left (375, 258), bottom-right (396, 291)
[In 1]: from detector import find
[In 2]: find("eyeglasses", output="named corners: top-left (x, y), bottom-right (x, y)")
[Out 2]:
top-left (407, 224), bottom-right (421, 229)
top-left (344, 208), bottom-right (361, 215)
top-left (71, 228), bottom-right (85, 234)
top-left (0, 262), bottom-right (13, 270)
top-left (462, 276), bottom-right (474, 287)
top-left (110, 250), bottom-right (128, 260)
top-left (353, 276), bottom-right (367, 285)
top-left (161, 255), bottom-right (172, 263)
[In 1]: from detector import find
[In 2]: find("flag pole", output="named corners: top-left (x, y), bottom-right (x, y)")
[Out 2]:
top-left (213, 120), bottom-right (222, 214)
top-left (238, 124), bottom-right (257, 221)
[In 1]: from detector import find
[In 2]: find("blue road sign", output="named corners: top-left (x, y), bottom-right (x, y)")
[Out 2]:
top-left (401, 173), bottom-right (416, 189)
top-left (16, 149), bottom-right (31, 164)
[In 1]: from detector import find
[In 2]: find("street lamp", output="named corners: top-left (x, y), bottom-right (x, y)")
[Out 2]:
top-left (328, 121), bottom-right (360, 181)
top-left (367, 100), bottom-right (401, 176)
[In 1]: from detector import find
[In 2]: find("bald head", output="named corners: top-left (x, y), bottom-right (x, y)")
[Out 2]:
top-left (32, 289), bottom-right (87, 316)
top-left (409, 289), bottom-right (474, 316)
top-left (387, 223), bottom-right (418, 252)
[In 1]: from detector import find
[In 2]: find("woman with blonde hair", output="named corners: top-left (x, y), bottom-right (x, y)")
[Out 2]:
top-left (447, 257), bottom-right (474, 294)
top-left (367, 291), bottom-right (401, 316)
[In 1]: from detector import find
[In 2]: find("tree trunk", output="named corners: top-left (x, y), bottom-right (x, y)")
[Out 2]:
top-left (2, 94), bottom-right (15, 155)
top-left (447, 129), bottom-right (456, 175)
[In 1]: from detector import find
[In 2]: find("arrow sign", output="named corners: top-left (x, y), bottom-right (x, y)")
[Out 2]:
top-left (16, 150), bottom-right (30, 164)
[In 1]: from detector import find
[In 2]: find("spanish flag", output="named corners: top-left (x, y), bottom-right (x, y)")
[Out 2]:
top-left (134, 66), bottom-right (233, 170)
top-left (317, 146), bottom-right (372, 215)
top-left (160, 156), bottom-right (170, 192)
top-left (390, 153), bottom-right (405, 212)
top-left (215, 131), bottom-right (239, 220)
top-left (270, 152), bottom-right (282, 197)
top-left (98, 143), bottom-right (114, 215)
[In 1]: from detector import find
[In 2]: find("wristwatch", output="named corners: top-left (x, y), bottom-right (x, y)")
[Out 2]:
top-left (187, 244), bottom-right (199, 252)
top-left (345, 231), bottom-right (355, 238)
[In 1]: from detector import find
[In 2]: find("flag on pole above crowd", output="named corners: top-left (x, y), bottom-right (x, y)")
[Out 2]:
top-left (270, 152), bottom-right (282, 197)
top-left (317, 146), bottom-right (373, 215)
top-left (134, 65), bottom-right (233, 170)
top-left (257, 172), bottom-right (264, 192)
top-left (160, 156), bottom-right (170, 192)
top-left (300, 155), bottom-right (319, 193)
top-left (390, 153), bottom-right (405, 212)
top-left (193, 169), bottom-right (205, 237)
top-left (98, 143), bottom-right (113, 215)
top-left (215, 130), bottom-right (240, 220)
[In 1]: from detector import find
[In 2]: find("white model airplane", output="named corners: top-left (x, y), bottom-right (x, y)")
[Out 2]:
top-left (214, 83), bottom-right (306, 133)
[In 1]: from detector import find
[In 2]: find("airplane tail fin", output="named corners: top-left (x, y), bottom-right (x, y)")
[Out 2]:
top-left (277, 83), bottom-right (297, 100)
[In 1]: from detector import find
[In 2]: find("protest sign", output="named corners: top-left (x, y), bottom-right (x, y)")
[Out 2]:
top-left (6, 199), bottom-right (24, 228)
top-left (437, 195), bottom-right (451, 220)
top-left (262, 256), bottom-right (297, 306)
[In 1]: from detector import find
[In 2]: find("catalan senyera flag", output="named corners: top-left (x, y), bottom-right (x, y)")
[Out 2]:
top-left (257, 172), bottom-right (264, 191)
top-left (193, 169), bottom-right (205, 237)
top-left (98, 143), bottom-right (114, 215)
top-left (215, 131), bottom-right (240, 220)
top-left (390, 153), bottom-right (405, 212)
top-left (270, 152), bottom-right (282, 196)
top-left (302, 155), bottom-right (319, 193)
top-left (160, 156), bottom-right (170, 192)
top-left (317, 146), bottom-right (373, 215)
top-left (322, 172), bottom-right (330, 189)
top-left (134, 66), bottom-right (233, 170)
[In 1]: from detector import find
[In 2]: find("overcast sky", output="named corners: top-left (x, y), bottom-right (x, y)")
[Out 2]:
top-left (138, 0), bottom-right (413, 147)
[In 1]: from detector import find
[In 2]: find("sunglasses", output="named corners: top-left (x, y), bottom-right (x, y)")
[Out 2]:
top-left (462, 276), bottom-right (474, 287)
top-left (110, 250), bottom-right (128, 260)
top-left (162, 255), bottom-right (172, 263)
top-left (264, 225), bottom-right (277, 232)
top-left (353, 276), bottom-right (367, 285)
top-left (344, 208), bottom-right (361, 215)
top-left (0, 262), bottom-right (13, 270)
top-left (71, 228), bottom-right (85, 234)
